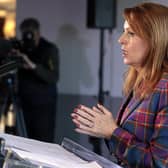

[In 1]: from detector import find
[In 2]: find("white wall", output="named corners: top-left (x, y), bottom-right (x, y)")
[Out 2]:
top-left (16, 0), bottom-right (167, 97)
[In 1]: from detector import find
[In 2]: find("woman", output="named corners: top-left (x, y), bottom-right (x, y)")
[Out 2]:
top-left (71, 2), bottom-right (168, 168)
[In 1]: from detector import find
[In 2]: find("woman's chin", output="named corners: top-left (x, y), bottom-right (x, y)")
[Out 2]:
top-left (123, 59), bottom-right (130, 65)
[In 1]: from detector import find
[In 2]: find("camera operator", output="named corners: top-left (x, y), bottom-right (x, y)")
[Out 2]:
top-left (16, 18), bottom-right (59, 142)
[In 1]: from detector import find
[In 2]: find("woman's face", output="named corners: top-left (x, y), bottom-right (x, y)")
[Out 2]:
top-left (118, 20), bottom-right (149, 71)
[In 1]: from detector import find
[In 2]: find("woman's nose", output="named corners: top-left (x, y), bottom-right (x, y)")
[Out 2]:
top-left (118, 34), bottom-right (126, 44)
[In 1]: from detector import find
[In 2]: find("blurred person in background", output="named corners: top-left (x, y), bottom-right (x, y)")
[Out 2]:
top-left (16, 18), bottom-right (59, 142)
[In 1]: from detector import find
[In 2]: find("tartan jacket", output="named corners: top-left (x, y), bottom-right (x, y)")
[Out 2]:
top-left (106, 73), bottom-right (168, 168)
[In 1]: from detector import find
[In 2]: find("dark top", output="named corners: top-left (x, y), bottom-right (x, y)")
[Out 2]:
top-left (17, 37), bottom-right (59, 96)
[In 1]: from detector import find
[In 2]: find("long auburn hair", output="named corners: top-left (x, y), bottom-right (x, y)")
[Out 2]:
top-left (122, 2), bottom-right (168, 98)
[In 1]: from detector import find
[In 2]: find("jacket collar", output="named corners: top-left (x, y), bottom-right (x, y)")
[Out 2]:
top-left (117, 91), bottom-right (143, 125)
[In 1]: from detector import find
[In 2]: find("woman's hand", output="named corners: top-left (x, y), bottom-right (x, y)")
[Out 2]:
top-left (71, 104), bottom-right (118, 139)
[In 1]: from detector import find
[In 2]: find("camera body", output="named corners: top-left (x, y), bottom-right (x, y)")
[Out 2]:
top-left (0, 30), bottom-right (36, 69)
top-left (11, 30), bottom-right (36, 54)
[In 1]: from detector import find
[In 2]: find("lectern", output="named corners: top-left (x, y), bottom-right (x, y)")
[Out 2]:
top-left (0, 133), bottom-right (122, 168)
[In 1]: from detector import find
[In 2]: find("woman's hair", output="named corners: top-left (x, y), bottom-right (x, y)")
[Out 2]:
top-left (122, 2), bottom-right (168, 98)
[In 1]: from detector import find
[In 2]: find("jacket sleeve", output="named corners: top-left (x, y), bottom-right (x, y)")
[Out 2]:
top-left (34, 45), bottom-right (59, 84)
top-left (106, 95), bottom-right (168, 167)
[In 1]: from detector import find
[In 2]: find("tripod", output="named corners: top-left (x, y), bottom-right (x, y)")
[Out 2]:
top-left (0, 72), bottom-right (27, 137)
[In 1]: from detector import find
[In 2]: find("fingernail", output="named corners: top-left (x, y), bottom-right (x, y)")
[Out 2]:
top-left (97, 103), bottom-right (101, 107)
top-left (77, 104), bottom-right (82, 109)
top-left (73, 108), bottom-right (78, 113)
top-left (72, 115), bottom-right (78, 119)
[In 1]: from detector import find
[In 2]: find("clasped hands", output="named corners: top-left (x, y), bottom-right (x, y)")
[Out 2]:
top-left (71, 104), bottom-right (118, 139)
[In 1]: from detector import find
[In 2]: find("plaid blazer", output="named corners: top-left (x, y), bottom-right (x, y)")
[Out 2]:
top-left (106, 73), bottom-right (168, 168)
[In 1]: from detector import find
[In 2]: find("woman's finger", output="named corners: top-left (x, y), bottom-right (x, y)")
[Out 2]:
top-left (72, 113), bottom-right (94, 128)
top-left (74, 108), bottom-right (95, 121)
top-left (92, 106), bottom-right (102, 114)
top-left (79, 105), bottom-right (96, 117)
top-left (97, 103), bottom-right (111, 115)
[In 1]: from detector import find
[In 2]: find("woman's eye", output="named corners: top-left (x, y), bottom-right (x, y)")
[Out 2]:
top-left (127, 31), bottom-right (135, 36)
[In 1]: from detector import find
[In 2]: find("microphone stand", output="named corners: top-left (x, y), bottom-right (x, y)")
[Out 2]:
top-left (89, 28), bottom-right (105, 155)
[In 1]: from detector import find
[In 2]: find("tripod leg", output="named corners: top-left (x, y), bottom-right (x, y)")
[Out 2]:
top-left (5, 104), bottom-right (16, 134)
top-left (14, 103), bottom-right (28, 137)
top-left (0, 96), bottom-right (8, 133)
top-left (8, 77), bottom-right (28, 137)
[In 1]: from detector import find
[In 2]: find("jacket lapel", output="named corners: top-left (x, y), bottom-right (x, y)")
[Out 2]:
top-left (120, 98), bottom-right (143, 125)
top-left (117, 91), bottom-right (143, 125)
top-left (116, 91), bottom-right (133, 125)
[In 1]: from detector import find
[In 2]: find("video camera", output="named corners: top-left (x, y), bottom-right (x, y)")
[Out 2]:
top-left (11, 30), bottom-right (36, 54)
top-left (0, 30), bottom-right (36, 77)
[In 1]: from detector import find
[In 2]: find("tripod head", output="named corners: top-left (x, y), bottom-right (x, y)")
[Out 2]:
top-left (0, 56), bottom-right (19, 99)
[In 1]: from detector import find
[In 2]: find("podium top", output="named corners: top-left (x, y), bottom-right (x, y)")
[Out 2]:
top-left (0, 157), bottom-right (39, 168)
top-left (0, 133), bottom-right (122, 168)
top-left (61, 138), bottom-right (122, 168)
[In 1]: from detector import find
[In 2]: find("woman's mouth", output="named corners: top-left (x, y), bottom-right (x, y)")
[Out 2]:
top-left (122, 49), bottom-right (128, 57)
